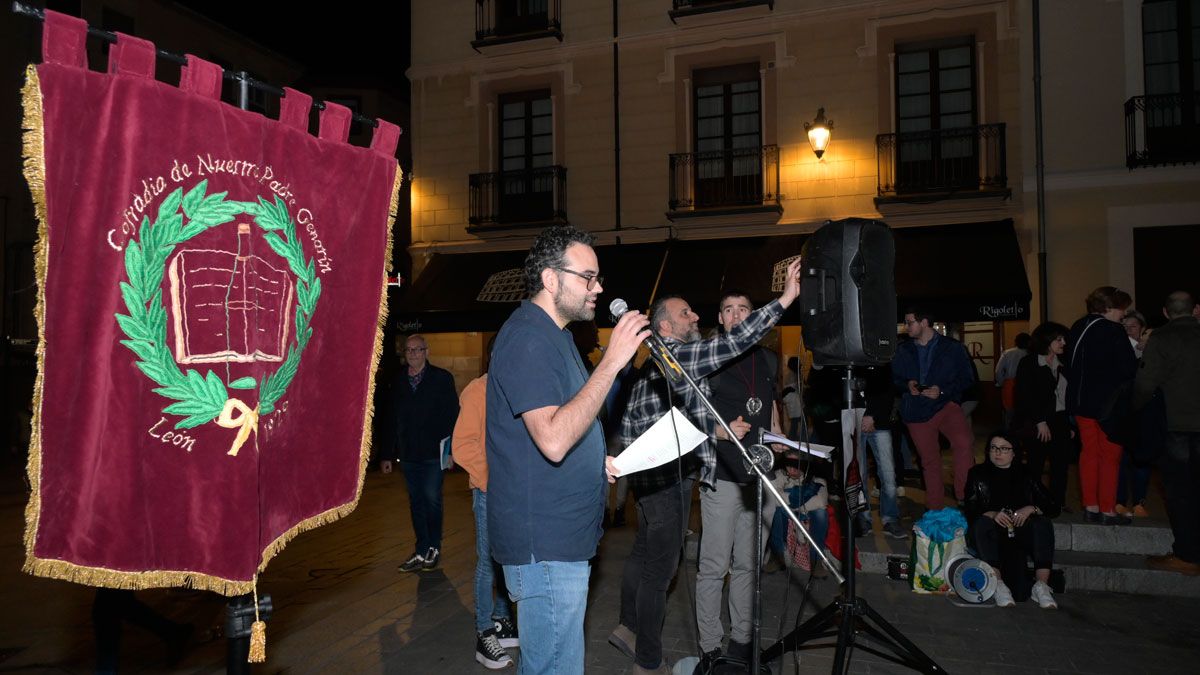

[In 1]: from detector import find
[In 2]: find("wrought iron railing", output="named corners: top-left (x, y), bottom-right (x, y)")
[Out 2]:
top-left (469, 166), bottom-right (567, 228)
top-left (668, 145), bottom-right (780, 211)
top-left (876, 123), bottom-right (1007, 197)
top-left (1125, 94), bottom-right (1200, 169)
top-left (670, 0), bottom-right (774, 18)
top-left (473, 0), bottom-right (562, 48)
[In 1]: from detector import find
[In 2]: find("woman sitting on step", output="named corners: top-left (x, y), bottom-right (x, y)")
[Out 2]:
top-left (962, 432), bottom-right (1060, 608)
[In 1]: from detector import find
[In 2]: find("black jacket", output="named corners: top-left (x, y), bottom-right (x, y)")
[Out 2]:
top-left (962, 461), bottom-right (1060, 544)
top-left (1012, 353), bottom-right (1065, 432)
top-left (1065, 314), bottom-right (1137, 420)
top-left (389, 364), bottom-right (460, 462)
top-left (1135, 316), bottom-right (1200, 433)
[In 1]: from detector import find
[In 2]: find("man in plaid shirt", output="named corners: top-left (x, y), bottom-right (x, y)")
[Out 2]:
top-left (608, 259), bottom-right (802, 674)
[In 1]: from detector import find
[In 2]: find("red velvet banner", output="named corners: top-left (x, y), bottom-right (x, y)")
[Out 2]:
top-left (22, 12), bottom-right (400, 594)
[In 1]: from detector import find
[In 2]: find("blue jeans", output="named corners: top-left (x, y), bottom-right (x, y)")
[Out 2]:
top-left (857, 429), bottom-right (900, 524)
top-left (472, 489), bottom-right (511, 634)
top-left (401, 459), bottom-right (443, 553)
top-left (503, 560), bottom-right (590, 674)
top-left (769, 503), bottom-right (829, 557)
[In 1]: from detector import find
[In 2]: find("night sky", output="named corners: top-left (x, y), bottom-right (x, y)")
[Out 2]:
top-left (172, 1), bottom-right (410, 97)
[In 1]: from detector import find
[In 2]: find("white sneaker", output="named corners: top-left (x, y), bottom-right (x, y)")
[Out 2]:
top-left (1031, 580), bottom-right (1058, 609)
top-left (992, 580), bottom-right (1015, 607)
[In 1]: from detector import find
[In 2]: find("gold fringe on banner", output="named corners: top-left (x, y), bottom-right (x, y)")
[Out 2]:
top-left (21, 62), bottom-right (52, 583)
top-left (20, 65), bottom-right (400, 594)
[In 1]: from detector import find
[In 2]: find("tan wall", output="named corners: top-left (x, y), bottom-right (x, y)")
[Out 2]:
top-left (1019, 0), bottom-right (1200, 323)
top-left (409, 1), bottom-right (1027, 253)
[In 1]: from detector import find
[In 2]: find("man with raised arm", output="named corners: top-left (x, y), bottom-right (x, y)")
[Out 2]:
top-left (610, 259), bottom-right (802, 674)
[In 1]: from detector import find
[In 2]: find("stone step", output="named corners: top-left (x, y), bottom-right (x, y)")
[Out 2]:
top-left (1052, 520), bottom-right (1173, 556)
top-left (684, 514), bottom-right (1185, 597)
top-left (1055, 550), bottom-right (1200, 598)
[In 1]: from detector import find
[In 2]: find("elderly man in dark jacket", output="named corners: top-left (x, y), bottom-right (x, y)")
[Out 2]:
top-left (1135, 291), bottom-right (1200, 576)
top-left (383, 334), bottom-right (460, 572)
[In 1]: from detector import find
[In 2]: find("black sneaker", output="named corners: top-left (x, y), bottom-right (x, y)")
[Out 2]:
top-left (697, 648), bottom-right (723, 674)
top-left (475, 629), bottom-right (512, 670)
top-left (493, 617), bottom-right (519, 649)
top-left (726, 639), bottom-right (752, 663)
top-left (422, 547), bottom-right (440, 570)
top-left (884, 521), bottom-right (910, 539)
top-left (1083, 510), bottom-right (1102, 524)
top-left (398, 551), bottom-right (425, 573)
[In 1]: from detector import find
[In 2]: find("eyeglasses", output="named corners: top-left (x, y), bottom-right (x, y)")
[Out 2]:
top-left (988, 444), bottom-right (1015, 454)
top-left (555, 267), bottom-right (603, 290)
top-left (405, 347), bottom-right (427, 354)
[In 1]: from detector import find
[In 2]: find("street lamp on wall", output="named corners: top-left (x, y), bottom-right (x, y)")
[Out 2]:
top-left (805, 108), bottom-right (833, 159)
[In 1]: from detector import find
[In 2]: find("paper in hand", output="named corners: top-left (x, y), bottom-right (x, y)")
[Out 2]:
top-left (761, 431), bottom-right (834, 460)
top-left (611, 407), bottom-right (707, 476)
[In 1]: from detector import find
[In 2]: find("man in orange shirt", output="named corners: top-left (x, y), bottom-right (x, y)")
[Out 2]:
top-left (452, 371), bottom-right (519, 669)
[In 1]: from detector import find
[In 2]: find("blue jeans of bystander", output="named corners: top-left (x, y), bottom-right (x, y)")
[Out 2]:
top-left (472, 489), bottom-right (511, 634)
top-left (401, 459), bottom-right (443, 553)
top-left (857, 429), bottom-right (901, 524)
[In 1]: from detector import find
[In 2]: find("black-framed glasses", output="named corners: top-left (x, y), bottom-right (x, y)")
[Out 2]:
top-left (555, 267), bottom-right (603, 290)
top-left (988, 444), bottom-right (1015, 454)
top-left (405, 347), bottom-right (427, 354)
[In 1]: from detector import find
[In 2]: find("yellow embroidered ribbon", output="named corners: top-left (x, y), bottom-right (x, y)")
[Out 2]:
top-left (217, 399), bottom-right (259, 456)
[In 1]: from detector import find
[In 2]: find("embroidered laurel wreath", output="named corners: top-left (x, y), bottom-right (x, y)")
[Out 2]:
top-left (115, 180), bottom-right (321, 455)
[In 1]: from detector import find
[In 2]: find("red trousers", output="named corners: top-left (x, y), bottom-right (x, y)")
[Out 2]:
top-left (1077, 416), bottom-right (1122, 513)
top-left (906, 402), bottom-right (974, 510)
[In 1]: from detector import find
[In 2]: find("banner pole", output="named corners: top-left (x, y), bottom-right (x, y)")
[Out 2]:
top-left (10, 1), bottom-right (380, 128)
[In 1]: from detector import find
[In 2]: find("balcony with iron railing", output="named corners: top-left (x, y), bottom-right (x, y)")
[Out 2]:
top-left (667, 145), bottom-right (781, 219)
top-left (669, 0), bottom-right (773, 21)
top-left (473, 0), bottom-right (562, 50)
top-left (468, 166), bottom-right (567, 230)
top-left (875, 123), bottom-right (1009, 202)
top-left (1125, 94), bottom-right (1200, 169)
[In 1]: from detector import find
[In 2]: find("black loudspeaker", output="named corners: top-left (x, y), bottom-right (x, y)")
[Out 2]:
top-left (799, 218), bottom-right (897, 366)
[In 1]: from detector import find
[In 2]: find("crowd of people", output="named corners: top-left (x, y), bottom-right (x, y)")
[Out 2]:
top-left (381, 223), bottom-right (1200, 673)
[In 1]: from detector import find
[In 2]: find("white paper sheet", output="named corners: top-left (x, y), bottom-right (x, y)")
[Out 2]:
top-left (760, 431), bottom-right (834, 460)
top-left (611, 407), bottom-right (707, 476)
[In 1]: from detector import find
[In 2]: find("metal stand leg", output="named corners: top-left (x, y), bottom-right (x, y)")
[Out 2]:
top-left (761, 368), bottom-right (947, 675)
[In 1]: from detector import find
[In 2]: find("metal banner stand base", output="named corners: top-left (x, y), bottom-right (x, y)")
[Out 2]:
top-left (760, 367), bottom-right (946, 675)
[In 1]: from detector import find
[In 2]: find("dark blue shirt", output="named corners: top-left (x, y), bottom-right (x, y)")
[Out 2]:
top-left (486, 301), bottom-right (607, 565)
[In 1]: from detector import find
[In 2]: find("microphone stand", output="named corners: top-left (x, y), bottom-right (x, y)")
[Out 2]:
top-left (759, 367), bottom-right (945, 675)
top-left (646, 348), bottom-right (844, 675)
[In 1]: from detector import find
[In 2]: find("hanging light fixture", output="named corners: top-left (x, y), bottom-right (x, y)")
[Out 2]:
top-left (805, 108), bottom-right (833, 159)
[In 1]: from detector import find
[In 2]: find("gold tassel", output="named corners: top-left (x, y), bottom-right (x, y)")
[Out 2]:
top-left (248, 621), bottom-right (266, 663)
top-left (247, 581), bottom-right (266, 663)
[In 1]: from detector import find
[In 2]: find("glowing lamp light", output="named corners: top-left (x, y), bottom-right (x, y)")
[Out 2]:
top-left (805, 108), bottom-right (833, 159)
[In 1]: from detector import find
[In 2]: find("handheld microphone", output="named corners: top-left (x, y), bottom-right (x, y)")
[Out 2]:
top-left (609, 298), bottom-right (684, 383)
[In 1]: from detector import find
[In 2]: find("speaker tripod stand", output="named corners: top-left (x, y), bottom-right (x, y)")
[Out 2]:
top-left (760, 367), bottom-right (946, 675)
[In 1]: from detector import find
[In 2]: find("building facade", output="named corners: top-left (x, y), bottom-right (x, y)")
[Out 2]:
top-left (404, 0), bottom-right (1197, 393)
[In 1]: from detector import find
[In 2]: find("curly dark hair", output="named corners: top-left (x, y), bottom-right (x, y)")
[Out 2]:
top-left (1029, 321), bottom-right (1068, 356)
top-left (523, 225), bottom-right (595, 295)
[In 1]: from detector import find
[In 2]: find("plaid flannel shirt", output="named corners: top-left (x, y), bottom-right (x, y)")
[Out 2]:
top-left (617, 298), bottom-right (785, 493)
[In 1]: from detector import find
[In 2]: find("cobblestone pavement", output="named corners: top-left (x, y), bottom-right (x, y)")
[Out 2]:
top-left (1, 462), bottom-right (1197, 674)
